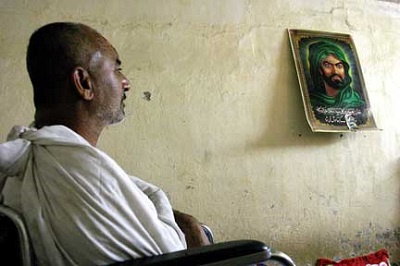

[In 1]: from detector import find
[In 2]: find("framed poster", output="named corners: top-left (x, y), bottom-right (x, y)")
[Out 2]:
top-left (288, 29), bottom-right (378, 132)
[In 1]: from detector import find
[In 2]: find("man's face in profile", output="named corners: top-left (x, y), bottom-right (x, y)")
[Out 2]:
top-left (319, 54), bottom-right (346, 90)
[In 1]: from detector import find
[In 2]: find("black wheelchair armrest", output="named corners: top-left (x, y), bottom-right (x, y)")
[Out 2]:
top-left (0, 204), bottom-right (295, 266)
top-left (108, 240), bottom-right (272, 266)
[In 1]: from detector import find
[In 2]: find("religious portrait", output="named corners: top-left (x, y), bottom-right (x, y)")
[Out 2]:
top-left (288, 29), bottom-right (378, 132)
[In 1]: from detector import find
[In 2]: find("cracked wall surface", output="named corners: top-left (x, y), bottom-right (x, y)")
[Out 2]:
top-left (0, 0), bottom-right (400, 264)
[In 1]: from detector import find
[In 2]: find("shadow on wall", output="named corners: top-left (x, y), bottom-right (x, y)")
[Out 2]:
top-left (378, 0), bottom-right (400, 3)
top-left (284, 224), bottom-right (400, 264)
top-left (247, 31), bottom-right (341, 150)
top-left (339, 225), bottom-right (400, 260)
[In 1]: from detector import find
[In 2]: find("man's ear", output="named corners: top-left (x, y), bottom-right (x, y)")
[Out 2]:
top-left (72, 67), bottom-right (94, 100)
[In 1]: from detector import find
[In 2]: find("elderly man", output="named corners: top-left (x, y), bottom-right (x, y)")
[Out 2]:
top-left (0, 22), bottom-right (209, 265)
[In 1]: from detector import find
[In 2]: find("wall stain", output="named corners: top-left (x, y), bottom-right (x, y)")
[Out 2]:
top-left (339, 224), bottom-right (400, 258)
top-left (142, 91), bottom-right (152, 101)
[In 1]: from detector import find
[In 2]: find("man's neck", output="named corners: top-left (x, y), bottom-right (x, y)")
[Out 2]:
top-left (35, 111), bottom-right (104, 146)
top-left (73, 119), bottom-right (105, 146)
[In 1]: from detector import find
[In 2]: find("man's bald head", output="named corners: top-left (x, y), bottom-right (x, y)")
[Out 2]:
top-left (26, 22), bottom-right (110, 110)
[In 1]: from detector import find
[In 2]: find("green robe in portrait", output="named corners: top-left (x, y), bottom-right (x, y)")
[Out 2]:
top-left (309, 84), bottom-right (365, 108)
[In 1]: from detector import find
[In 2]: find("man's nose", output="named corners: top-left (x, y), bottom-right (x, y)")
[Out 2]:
top-left (122, 78), bottom-right (131, 91)
top-left (333, 66), bottom-right (340, 74)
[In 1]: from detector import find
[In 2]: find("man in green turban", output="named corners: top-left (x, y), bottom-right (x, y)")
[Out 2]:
top-left (307, 40), bottom-right (367, 126)
top-left (308, 40), bottom-right (365, 109)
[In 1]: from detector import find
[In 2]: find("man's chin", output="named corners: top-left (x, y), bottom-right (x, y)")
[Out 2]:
top-left (111, 115), bottom-right (126, 125)
top-left (109, 110), bottom-right (126, 125)
top-left (328, 80), bottom-right (345, 90)
top-left (110, 118), bottom-right (125, 125)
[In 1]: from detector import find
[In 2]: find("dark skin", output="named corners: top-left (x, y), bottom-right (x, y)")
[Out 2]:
top-left (173, 210), bottom-right (211, 247)
top-left (34, 24), bottom-right (210, 248)
top-left (34, 27), bottom-right (123, 146)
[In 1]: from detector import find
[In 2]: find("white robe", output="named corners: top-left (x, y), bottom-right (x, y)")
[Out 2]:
top-left (0, 125), bottom-right (186, 266)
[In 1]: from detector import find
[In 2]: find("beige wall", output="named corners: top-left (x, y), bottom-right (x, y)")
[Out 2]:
top-left (1, 0), bottom-right (399, 264)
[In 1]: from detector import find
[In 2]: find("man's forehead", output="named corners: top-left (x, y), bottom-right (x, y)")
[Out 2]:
top-left (110, 45), bottom-right (121, 64)
top-left (323, 54), bottom-right (342, 63)
top-left (83, 28), bottom-right (121, 67)
top-left (90, 29), bottom-right (119, 56)
top-left (89, 48), bottom-right (119, 70)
